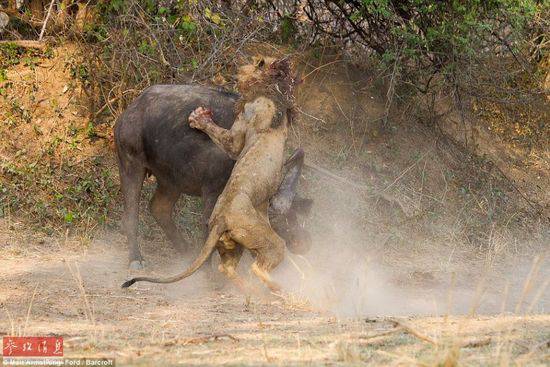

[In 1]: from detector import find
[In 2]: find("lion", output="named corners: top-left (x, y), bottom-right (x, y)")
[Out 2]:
top-left (122, 57), bottom-right (301, 294)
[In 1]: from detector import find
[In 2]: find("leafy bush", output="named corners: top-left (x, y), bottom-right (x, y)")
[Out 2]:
top-left (76, 0), bottom-right (276, 122)
top-left (76, 1), bottom-right (547, 148)
top-left (273, 0), bottom-right (548, 147)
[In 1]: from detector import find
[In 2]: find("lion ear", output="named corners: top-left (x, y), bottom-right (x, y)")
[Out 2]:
top-left (257, 58), bottom-right (265, 68)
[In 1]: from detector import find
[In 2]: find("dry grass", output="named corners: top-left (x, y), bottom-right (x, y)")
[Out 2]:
top-left (0, 222), bottom-right (548, 366)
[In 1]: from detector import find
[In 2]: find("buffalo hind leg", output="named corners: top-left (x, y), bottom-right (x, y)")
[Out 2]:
top-left (150, 184), bottom-right (189, 254)
top-left (119, 160), bottom-right (146, 270)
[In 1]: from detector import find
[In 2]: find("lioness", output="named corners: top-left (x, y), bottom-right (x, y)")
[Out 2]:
top-left (122, 58), bottom-right (299, 293)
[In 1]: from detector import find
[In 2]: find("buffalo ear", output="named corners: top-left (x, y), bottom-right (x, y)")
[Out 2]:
top-left (292, 196), bottom-right (313, 215)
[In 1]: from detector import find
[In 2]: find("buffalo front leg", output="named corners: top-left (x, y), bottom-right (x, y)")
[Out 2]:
top-left (150, 184), bottom-right (189, 254)
top-left (119, 162), bottom-right (146, 270)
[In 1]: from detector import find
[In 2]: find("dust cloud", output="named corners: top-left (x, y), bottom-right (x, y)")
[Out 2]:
top-left (274, 227), bottom-right (548, 317)
top-left (85, 185), bottom-right (547, 318)
top-left (271, 188), bottom-right (549, 318)
top-left (273, 217), bottom-right (444, 317)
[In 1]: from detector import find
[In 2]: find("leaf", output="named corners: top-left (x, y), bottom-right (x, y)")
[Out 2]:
top-left (178, 14), bottom-right (197, 33)
top-left (64, 211), bottom-right (74, 224)
top-left (204, 7), bottom-right (223, 25)
top-left (0, 68), bottom-right (7, 83)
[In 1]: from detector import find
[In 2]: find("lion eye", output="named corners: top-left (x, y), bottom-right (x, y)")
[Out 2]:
top-left (257, 59), bottom-right (265, 68)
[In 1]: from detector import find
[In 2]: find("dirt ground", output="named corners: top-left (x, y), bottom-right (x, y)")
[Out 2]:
top-left (1, 220), bottom-right (548, 366)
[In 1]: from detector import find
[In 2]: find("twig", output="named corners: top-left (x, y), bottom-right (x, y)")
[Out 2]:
top-left (38, 0), bottom-right (55, 41)
top-left (304, 160), bottom-right (369, 192)
top-left (64, 260), bottom-right (95, 327)
top-left (491, 31), bottom-right (529, 71)
top-left (23, 284), bottom-right (39, 336)
top-left (88, 294), bottom-right (148, 301)
top-left (94, 89), bottom-right (138, 117)
top-left (304, 159), bottom-right (415, 216)
top-left (305, 148), bottom-right (430, 199)
top-left (491, 162), bottom-right (541, 214)
top-left (378, 149), bottom-right (432, 194)
top-left (295, 106), bottom-right (328, 125)
top-left (1, 305), bottom-right (15, 336)
top-left (286, 253), bottom-right (305, 280)
top-left (328, 86), bottom-right (357, 155)
top-left (515, 256), bottom-right (543, 314)
top-left (383, 49), bottom-right (400, 125)
top-left (301, 59), bottom-right (342, 80)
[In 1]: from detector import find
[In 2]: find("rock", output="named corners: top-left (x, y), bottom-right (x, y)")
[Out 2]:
top-left (0, 12), bottom-right (9, 33)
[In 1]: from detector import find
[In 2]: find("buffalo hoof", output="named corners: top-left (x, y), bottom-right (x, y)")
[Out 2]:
top-left (129, 260), bottom-right (145, 270)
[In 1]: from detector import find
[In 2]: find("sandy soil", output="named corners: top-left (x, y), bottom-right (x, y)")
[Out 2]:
top-left (1, 222), bottom-right (548, 366)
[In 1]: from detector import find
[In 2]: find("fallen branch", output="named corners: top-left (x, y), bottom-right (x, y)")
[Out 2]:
top-left (390, 319), bottom-right (490, 349)
top-left (460, 338), bottom-right (491, 348)
top-left (164, 334), bottom-right (239, 346)
top-left (389, 319), bottom-right (438, 345)
top-left (0, 40), bottom-right (46, 49)
top-left (39, 0), bottom-right (56, 41)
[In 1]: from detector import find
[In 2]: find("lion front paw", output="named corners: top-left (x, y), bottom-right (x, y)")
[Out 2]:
top-left (189, 106), bottom-right (213, 130)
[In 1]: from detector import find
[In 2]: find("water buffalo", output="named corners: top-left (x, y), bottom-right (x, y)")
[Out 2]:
top-left (114, 84), bottom-right (312, 270)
